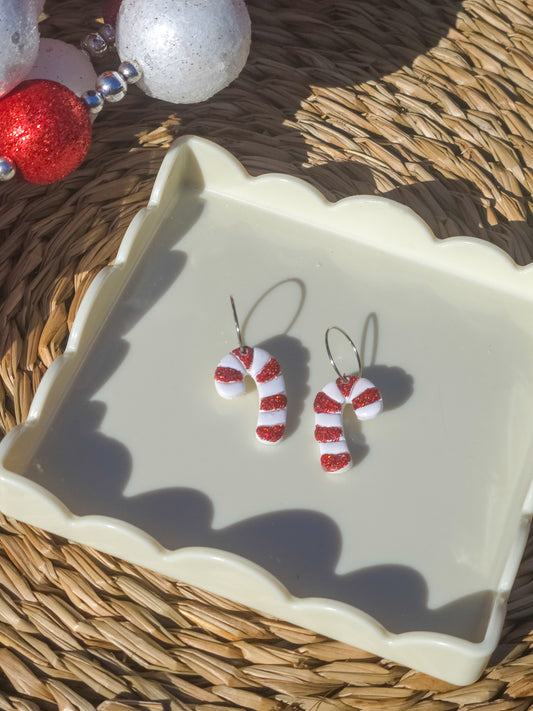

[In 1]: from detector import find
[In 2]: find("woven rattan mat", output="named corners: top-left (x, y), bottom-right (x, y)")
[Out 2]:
top-left (0, 0), bottom-right (532, 708)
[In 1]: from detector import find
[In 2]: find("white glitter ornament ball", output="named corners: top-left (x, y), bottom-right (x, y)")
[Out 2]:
top-left (0, 0), bottom-right (43, 98)
top-left (116, 0), bottom-right (251, 104)
top-left (26, 38), bottom-right (97, 98)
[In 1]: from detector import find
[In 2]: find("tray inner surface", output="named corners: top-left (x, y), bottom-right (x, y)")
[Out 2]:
top-left (20, 185), bottom-right (533, 644)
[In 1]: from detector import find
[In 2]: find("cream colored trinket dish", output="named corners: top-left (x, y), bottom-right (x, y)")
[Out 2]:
top-left (1, 136), bottom-right (532, 685)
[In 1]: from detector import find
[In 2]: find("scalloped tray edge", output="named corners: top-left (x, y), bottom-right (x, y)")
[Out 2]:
top-left (0, 136), bottom-right (532, 686)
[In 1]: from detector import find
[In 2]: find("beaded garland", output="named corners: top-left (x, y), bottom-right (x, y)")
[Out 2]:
top-left (0, 0), bottom-right (251, 185)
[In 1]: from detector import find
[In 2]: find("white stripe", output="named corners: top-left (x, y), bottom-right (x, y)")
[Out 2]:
top-left (319, 441), bottom-right (350, 456)
top-left (257, 410), bottom-right (286, 427)
top-left (355, 399), bottom-right (383, 421)
top-left (315, 412), bottom-right (343, 428)
top-left (248, 347), bottom-right (271, 377)
top-left (322, 381), bottom-right (345, 403)
top-left (215, 380), bottom-right (245, 400)
top-left (257, 374), bottom-right (285, 398)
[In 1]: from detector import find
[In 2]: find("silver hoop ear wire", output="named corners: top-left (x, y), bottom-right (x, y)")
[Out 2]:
top-left (230, 295), bottom-right (246, 353)
top-left (325, 326), bottom-right (362, 383)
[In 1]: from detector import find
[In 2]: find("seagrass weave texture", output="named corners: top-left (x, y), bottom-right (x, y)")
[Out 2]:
top-left (0, 0), bottom-right (532, 708)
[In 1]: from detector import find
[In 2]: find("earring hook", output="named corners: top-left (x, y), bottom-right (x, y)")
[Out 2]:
top-left (230, 296), bottom-right (246, 353)
top-left (325, 326), bottom-right (362, 382)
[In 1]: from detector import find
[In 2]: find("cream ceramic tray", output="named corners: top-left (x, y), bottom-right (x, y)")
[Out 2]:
top-left (1, 136), bottom-right (533, 685)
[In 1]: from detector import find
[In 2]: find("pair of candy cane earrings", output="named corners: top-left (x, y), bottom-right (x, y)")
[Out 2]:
top-left (214, 298), bottom-right (383, 474)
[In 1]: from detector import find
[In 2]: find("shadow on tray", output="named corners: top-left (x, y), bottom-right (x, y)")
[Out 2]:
top-left (20, 246), bottom-right (482, 647)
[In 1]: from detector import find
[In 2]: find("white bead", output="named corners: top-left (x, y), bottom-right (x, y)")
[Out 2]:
top-left (0, 0), bottom-right (42, 98)
top-left (26, 38), bottom-right (98, 97)
top-left (116, 0), bottom-right (251, 104)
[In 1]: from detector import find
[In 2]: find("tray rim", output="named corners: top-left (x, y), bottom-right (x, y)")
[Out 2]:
top-left (1, 135), bottom-right (532, 686)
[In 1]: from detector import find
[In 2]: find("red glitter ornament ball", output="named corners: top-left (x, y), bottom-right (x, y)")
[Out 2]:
top-left (0, 80), bottom-right (92, 185)
top-left (103, 0), bottom-right (123, 25)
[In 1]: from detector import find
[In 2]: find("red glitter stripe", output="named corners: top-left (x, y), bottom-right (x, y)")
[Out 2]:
top-left (313, 391), bottom-right (342, 414)
top-left (256, 424), bottom-right (285, 443)
top-left (336, 375), bottom-right (358, 397)
top-left (232, 346), bottom-right (254, 369)
top-left (352, 387), bottom-right (381, 410)
top-left (320, 452), bottom-right (351, 473)
top-left (214, 367), bottom-right (243, 383)
top-left (260, 394), bottom-right (287, 411)
top-left (314, 425), bottom-right (343, 443)
top-left (256, 358), bottom-right (280, 383)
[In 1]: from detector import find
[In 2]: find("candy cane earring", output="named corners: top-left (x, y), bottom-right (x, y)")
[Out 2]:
top-left (214, 297), bottom-right (287, 444)
top-left (314, 327), bottom-right (383, 473)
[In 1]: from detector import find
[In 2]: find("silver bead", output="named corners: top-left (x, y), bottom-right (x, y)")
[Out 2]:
top-left (0, 157), bottom-right (16, 182)
top-left (118, 60), bottom-right (142, 85)
top-left (99, 23), bottom-right (116, 45)
top-left (82, 89), bottom-right (105, 115)
top-left (95, 70), bottom-right (127, 102)
top-left (81, 32), bottom-right (108, 58)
